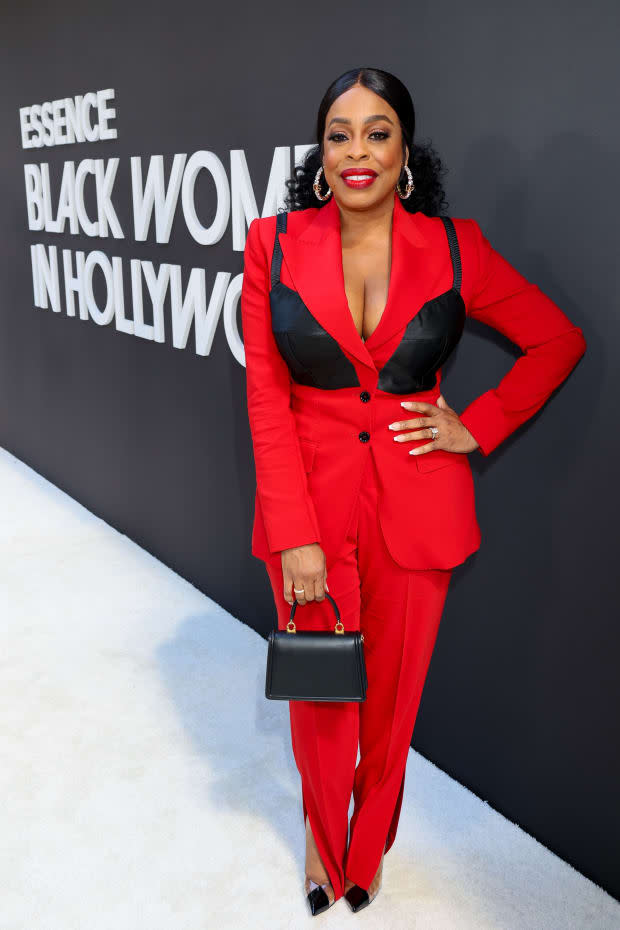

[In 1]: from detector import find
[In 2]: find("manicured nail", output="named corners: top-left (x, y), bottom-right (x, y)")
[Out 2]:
top-left (388, 423), bottom-right (398, 429)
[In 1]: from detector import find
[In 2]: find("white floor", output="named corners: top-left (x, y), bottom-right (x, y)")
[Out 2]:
top-left (1, 445), bottom-right (618, 930)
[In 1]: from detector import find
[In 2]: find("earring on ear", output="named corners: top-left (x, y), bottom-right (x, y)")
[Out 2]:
top-left (313, 165), bottom-right (332, 201)
top-left (396, 164), bottom-right (415, 199)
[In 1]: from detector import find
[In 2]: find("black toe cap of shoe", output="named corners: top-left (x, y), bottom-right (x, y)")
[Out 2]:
top-left (345, 884), bottom-right (370, 912)
top-left (307, 885), bottom-right (331, 916)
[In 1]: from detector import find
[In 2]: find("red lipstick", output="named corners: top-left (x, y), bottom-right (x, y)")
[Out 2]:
top-left (340, 168), bottom-right (378, 189)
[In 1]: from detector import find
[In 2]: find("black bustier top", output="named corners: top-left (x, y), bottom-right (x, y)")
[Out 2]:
top-left (268, 211), bottom-right (466, 393)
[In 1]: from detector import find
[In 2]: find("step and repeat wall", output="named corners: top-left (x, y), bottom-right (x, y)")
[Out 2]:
top-left (1, 0), bottom-right (618, 902)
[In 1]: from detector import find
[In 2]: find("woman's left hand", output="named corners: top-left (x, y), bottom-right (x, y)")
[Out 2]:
top-left (388, 394), bottom-right (480, 455)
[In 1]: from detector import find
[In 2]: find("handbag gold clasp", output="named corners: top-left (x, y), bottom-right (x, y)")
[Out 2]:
top-left (286, 619), bottom-right (362, 640)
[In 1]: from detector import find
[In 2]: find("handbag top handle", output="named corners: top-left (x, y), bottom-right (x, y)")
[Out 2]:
top-left (275, 591), bottom-right (346, 635)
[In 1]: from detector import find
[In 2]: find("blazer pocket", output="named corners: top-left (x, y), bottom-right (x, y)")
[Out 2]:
top-left (415, 447), bottom-right (467, 473)
top-left (298, 437), bottom-right (317, 472)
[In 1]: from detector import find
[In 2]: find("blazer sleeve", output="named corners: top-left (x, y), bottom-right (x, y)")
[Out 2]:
top-left (241, 217), bottom-right (322, 554)
top-left (457, 218), bottom-right (587, 456)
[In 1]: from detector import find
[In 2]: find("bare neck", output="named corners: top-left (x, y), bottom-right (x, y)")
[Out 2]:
top-left (336, 196), bottom-right (395, 247)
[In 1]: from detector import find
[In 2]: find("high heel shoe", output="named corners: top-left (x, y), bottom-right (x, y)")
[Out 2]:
top-left (305, 877), bottom-right (335, 916)
top-left (304, 814), bottom-right (336, 916)
top-left (344, 847), bottom-right (385, 912)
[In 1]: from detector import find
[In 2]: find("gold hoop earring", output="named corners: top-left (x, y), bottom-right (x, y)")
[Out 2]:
top-left (313, 165), bottom-right (332, 201)
top-left (396, 164), bottom-right (415, 200)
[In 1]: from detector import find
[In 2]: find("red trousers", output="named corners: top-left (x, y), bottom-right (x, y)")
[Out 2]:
top-left (265, 450), bottom-right (452, 902)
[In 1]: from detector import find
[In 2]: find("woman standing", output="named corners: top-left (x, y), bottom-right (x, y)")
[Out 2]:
top-left (241, 67), bottom-right (586, 915)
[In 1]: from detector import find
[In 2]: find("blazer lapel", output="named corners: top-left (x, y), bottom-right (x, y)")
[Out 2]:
top-left (278, 191), bottom-right (446, 372)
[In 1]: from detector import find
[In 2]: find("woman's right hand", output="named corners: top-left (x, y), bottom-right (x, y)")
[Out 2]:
top-left (281, 543), bottom-right (328, 606)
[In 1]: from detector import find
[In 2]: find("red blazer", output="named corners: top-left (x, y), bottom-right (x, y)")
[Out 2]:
top-left (241, 191), bottom-right (586, 572)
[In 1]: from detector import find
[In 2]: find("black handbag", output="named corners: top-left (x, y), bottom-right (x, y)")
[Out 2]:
top-left (265, 592), bottom-right (367, 702)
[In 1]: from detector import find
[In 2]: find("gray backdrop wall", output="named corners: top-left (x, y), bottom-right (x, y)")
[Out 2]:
top-left (1, 0), bottom-right (618, 902)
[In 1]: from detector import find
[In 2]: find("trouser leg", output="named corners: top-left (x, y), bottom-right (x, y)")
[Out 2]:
top-left (264, 556), bottom-right (361, 902)
top-left (343, 451), bottom-right (453, 890)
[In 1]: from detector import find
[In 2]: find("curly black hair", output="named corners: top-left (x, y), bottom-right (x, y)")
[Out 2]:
top-left (283, 67), bottom-right (449, 217)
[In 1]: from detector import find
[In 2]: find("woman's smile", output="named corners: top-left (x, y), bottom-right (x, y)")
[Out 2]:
top-left (340, 168), bottom-right (378, 189)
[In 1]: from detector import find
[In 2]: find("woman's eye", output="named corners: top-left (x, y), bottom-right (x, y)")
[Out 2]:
top-left (327, 130), bottom-right (390, 143)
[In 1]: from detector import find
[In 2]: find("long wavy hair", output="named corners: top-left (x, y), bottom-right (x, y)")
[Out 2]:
top-left (283, 67), bottom-right (449, 216)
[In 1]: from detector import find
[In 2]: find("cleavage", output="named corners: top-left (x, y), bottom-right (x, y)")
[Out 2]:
top-left (342, 240), bottom-right (391, 343)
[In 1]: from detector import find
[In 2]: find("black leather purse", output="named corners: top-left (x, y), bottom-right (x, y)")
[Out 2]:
top-left (265, 592), bottom-right (367, 702)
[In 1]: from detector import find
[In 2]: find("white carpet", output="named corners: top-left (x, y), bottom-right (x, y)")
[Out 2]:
top-left (0, 445), bottom-right (618, 930)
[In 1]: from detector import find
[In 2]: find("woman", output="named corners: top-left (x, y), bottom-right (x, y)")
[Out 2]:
top-left (241, 67), bottom-right (586, 915)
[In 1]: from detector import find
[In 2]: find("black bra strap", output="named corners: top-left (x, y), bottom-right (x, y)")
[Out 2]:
top-left (270, 211), bottom-right (288, 289)
top-left (439, 216), bottom-right (462, 293)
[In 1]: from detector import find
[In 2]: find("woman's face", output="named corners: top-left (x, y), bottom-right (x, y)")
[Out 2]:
top-left (321, 84), bottom-right (408, 211)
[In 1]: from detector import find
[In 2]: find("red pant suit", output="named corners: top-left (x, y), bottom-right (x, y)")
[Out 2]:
top-left (240, 190), bottom-right (586, 900)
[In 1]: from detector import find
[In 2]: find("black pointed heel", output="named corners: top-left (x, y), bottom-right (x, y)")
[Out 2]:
top-left (305, 878), bottom-right (335, 916)
top-left (344, 883), bottom-right (373, 912)
top-left (304, 814), bottom-right (335, 915)
top-left (344, 846), bottom-right (385, 912)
